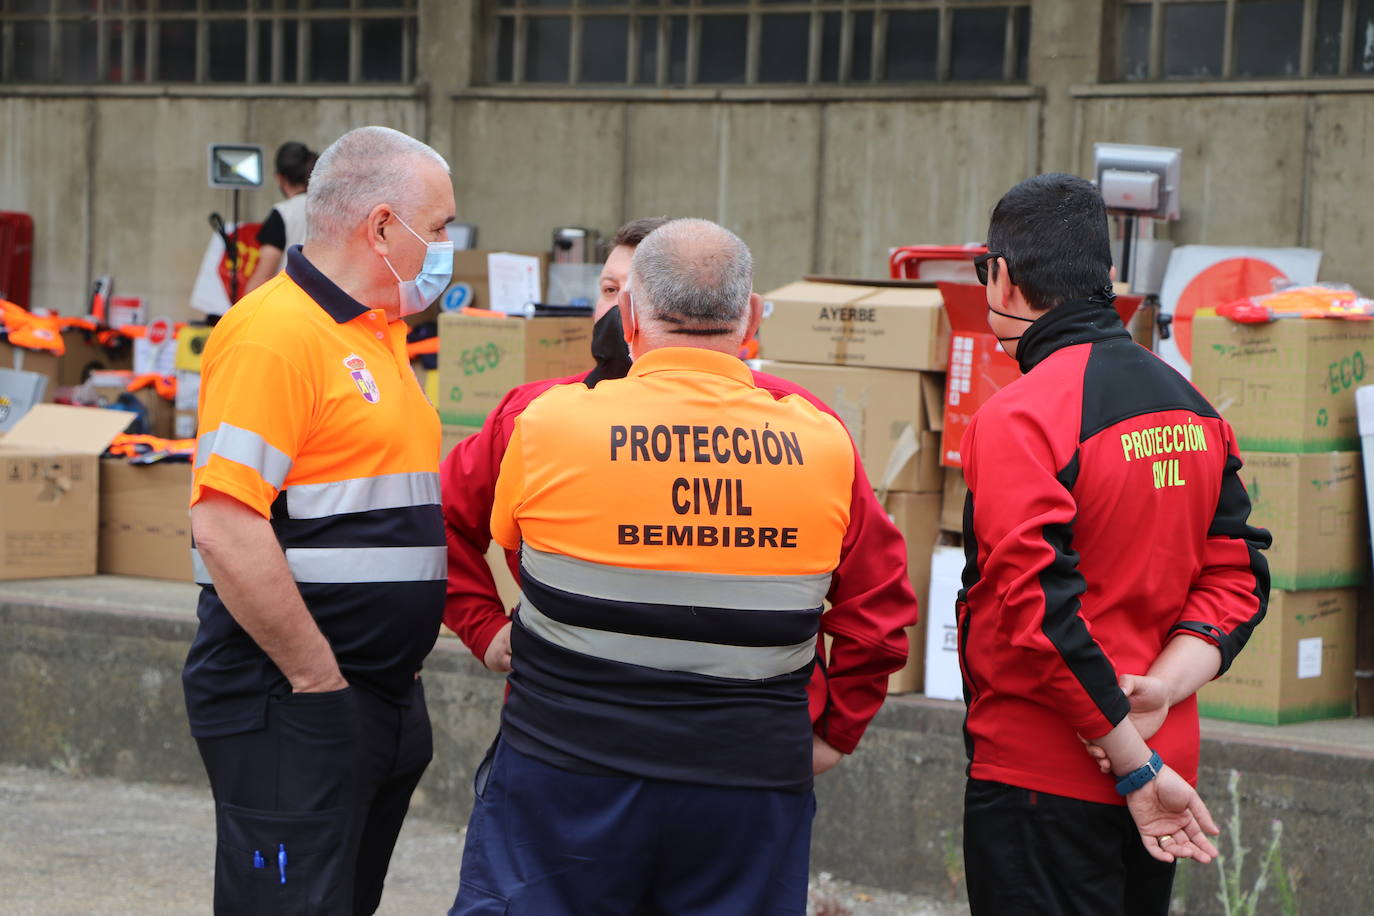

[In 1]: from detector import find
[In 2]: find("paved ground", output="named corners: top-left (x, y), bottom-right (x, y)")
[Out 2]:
top-left (0, 765), bottom-right (969, 915)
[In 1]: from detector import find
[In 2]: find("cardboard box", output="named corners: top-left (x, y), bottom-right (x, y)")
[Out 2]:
top-left (437, 313), bottom-right (592, 427)
top-left (761, 281), bottom-right (949, 372)
top-left (90, 381), bottom-right (175, 439)
top-left (935, 283), bottom-right (1144, 468)
top-left (1358, 591), bottom-right (1373, 716)
top-left (451, 250), bottom-right (550, 314)
top-left (924, 544), bottom-right (965, 701)
top-left (57, 331), bottom-right (132, 388)
top-left (1192, 315), bottom-right (1374, 453)
top-left (1243, 451), bottom-right (1368, 590)
top-left (98, 460), bottom-right (193, 581)
top-left (0, 404), bottom-right (132, 580)
top-left (882, 491), bottom-right (942, 694)
top-left (759, 361), bottom-right (944, 493)
top-left (1198, 588), bottom-right (1358, 724)
top-left (940, 467), bottom-right (967, 533)
top-left (0, 339), bottom-right (59, 402)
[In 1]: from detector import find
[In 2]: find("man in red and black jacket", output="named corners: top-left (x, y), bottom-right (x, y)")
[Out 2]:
top-left (958, 174), bottom-right (1271, 915)
top-left (442, 218), bottom-right (916, 771)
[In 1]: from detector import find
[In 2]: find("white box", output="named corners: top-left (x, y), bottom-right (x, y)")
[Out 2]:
top-left (923, 545), bottom-right (965, 701)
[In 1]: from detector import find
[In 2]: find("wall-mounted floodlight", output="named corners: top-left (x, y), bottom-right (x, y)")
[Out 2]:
top-left (208, 144), bottom-right (265, 190)
top-left (1092, 142), bottom-right (1182, 299)
top-left (1093, 143), bottom-right (1182, 221)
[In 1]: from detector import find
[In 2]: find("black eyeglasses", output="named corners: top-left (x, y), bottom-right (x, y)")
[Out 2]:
top-left (973, 251), bottom-right (1006, 286)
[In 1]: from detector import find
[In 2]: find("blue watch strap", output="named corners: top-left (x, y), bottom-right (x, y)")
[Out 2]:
top-left (1115, 749), bottom-right (1163, 796)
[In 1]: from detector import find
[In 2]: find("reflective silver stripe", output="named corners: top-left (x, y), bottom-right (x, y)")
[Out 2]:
top-left (191, 548), bottom-right (213, 585)
top-left (195, 424), bottom-right (292, 490)
top-left (286, 472), bottom-right (441, 520)
top-left (521, 546), bottom-right (831, 610)
top-left (285, 546), bottom-right (445, 583)
top-left (190, 545), bottom-right (444, 585)
top-left (518, 595), bottom-right (816, 680)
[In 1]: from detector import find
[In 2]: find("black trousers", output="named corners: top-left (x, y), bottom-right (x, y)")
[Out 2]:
top-left (195, 679), bottom-right (433, 915)
top-left (963, 778), bottom-right (1176, 916)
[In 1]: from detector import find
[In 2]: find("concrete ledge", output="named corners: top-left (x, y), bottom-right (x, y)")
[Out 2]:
top-left (4, 577), bottom-right (1373, 913)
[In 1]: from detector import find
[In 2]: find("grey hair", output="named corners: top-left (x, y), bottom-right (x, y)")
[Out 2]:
top-left (630, 218), bottom-right (753, 332)
top-left (305, 126), bottom-right (449, 244)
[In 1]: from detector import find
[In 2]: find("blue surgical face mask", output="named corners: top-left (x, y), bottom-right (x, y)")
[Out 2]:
top-left (382, 212), bottom-right (454, 316)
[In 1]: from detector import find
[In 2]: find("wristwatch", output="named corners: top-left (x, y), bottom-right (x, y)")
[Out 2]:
top-left (1115, 749), bottom-right (1164, 796)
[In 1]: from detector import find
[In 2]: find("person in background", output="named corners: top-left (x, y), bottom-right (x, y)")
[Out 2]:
top-left (185, 125), bottom-right (455, 914)
top-left (958, 173), bottom-right (1271, 915)
top-left (442, 215), bottom-right (668, 670)
top-left (243, 140), bottom-right (318, 296)
top-left (448, 218), bottom-right (916, 914)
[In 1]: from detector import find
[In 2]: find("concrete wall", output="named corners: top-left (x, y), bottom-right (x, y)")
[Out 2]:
top-left (1, 90), bottom-right (424, 319)
top-left (4, 587), bottom-right (1374, 915)
top-left (4, 0), bottom-right (1374, 314)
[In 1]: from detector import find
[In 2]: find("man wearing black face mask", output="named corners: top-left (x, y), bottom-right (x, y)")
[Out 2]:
top-left (441, 217), bottom-right (667, 668)
top-left (957, 174), bottom-right (1270, 916)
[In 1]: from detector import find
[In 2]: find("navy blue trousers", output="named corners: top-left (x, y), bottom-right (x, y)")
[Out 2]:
top-left (195, 681), bottom-right (432, 915)
top-left (450, 739), bottom-right (815, 915)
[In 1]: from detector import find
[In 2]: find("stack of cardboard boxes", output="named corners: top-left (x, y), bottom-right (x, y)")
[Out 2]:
top-left (1192, 315), bottom-right (1374, 723)
top-left (757, 279), bottom-right (950, 693)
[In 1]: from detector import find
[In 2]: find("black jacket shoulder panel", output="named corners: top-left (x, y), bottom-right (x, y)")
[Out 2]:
top-left (1080, 337), bottom-right (1220, 443)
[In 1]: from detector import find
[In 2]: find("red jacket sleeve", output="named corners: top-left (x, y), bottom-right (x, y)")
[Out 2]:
top-left (442, 379), bottom-right (569, 662)
top-left (962, 401), bottom-right (1130, 740)
top-left (818, 449), bottom-right (920, 753)
top-left (753, 371), bottom-right (918, 753)
top-left (1169, 421), bottom-right (1271, 673)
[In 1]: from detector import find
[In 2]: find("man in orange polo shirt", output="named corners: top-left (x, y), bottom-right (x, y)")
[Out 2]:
top-left (185, 126), bottom-right (454, 915)
top-left (448, 219), bottom-right (917, 915)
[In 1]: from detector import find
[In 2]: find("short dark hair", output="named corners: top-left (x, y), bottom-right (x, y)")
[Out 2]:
top-left (612, 216), bottom-right (673, 249)
top-left (986, 173), bottom-right (1113, 311)
top-left (276, 141), bottom-right (318, 188)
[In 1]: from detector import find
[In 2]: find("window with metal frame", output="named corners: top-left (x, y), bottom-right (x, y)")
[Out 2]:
top-left (0, 0), bottom-right (417, 85)
top-left (487, 0), bottom-right (1031, 87)
top-left (1118, 0), bottom-right (1374, 80)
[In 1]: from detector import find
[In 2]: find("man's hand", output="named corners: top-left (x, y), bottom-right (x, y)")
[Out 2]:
top-left (192, 489), bottom-right (344, 694)
top-left (483, 621), bottom-right (513, 672)
top-left (813, 735), bottom-right (844, 775)
top-left (292, 671), bottom-right (350, 693)
top-left (1125, 765), bottom-right (1220, 864)
top-left (1086, 674), bottom-right (1172, 773)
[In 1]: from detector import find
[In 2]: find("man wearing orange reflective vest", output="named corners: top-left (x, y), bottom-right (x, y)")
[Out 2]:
top-left (448, 219), bottom-right (918, 915)
top-left (442, 217), bottom-right (915, 763)
top-left (184, 126), bottom-right (455, 915)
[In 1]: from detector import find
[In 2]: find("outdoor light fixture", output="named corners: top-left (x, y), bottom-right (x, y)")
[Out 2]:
top-left (1092, 142), bottom-right (1183, 298)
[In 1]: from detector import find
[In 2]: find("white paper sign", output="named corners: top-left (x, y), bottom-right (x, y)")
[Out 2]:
top-left (175, 369), bottom-right (201, 411)
top-left (190, 232), bottom-right (233, 317)
top-left (1297, 636), bottom-right (1323, 680)
top-left (487, 252), bottom-right (542, 315)
top-left (133, 334), bottom-right (177, 378)
top-left (923, 545), bottom-right (966, 701)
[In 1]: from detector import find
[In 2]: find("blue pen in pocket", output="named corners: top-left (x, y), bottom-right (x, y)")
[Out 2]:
top-left (278, 843), bottom-right (287, 885)
top-left (253, 850), bottom-right (265, 869)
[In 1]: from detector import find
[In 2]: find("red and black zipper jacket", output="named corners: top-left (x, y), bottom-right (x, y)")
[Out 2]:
top-left (958, 299), bottom-right (1271, 805)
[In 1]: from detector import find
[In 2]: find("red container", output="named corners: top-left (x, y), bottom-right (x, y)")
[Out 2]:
top-left (0, 211), bottom-right (34, 310)
top-left (936, 282), bottom-right (1144, 467)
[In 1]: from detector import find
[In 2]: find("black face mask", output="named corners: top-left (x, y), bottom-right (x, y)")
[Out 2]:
top-left (988, 305), bottom-right (1036, 344)
top-left (584, 306), bottom-right (632, 387)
